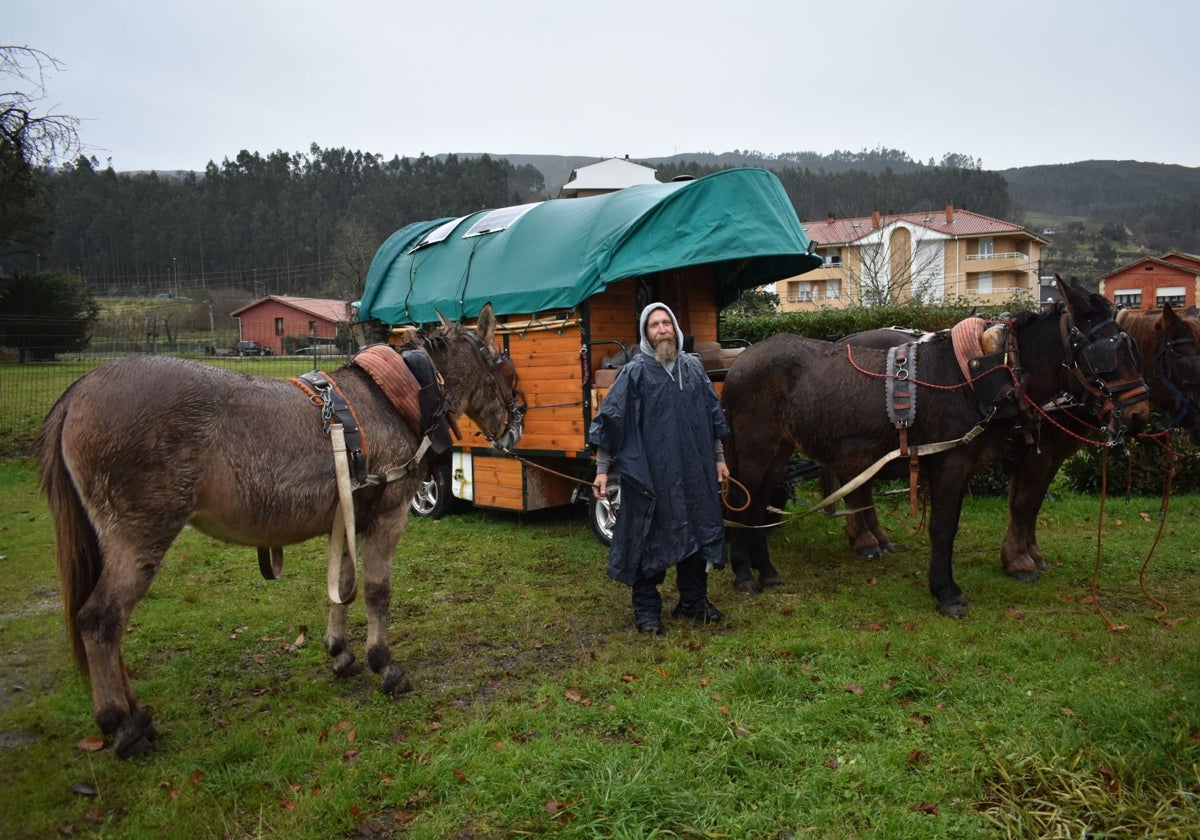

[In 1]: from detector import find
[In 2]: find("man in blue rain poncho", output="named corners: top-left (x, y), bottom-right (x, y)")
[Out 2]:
top-left (589, 302), bottom-right (730, 635)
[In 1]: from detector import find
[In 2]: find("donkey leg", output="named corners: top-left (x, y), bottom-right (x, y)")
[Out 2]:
top-left (76, 547), bottom-right (162, 757)
top-left (324, 600), bottom-right (358, 677)
top-left (363, 515), bottom-right (412, 697)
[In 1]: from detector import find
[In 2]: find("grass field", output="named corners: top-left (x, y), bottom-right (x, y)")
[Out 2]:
top-left (2, 453), bottom-right (1199, 838)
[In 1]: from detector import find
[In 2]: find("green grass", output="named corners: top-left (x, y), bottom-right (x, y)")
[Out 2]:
top-left (2, 458), bottom-right (1199, 838)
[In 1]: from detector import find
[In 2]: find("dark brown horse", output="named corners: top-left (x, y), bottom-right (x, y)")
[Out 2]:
top-left (38, 305), bottom-right (522, 757)
top-left (826, 304), bottom-right (1200, 578)
top-left (722, 277), bottom-right (1150, 618)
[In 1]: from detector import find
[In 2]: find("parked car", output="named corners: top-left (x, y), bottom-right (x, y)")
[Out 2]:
top-left (235, 341), bottom-right (273, 357)
top-left (295, 344), bottom-right (343, 356)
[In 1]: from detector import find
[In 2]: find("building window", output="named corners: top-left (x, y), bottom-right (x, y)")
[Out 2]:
top-left (274, 317), bottom-right (284, 336)
top-left (1113, 290), bottom-right (1142, 308)
top-left (823, 250), bottom-right (841, 267)
top-left (825, 280), bottom-right (840, 299)
top-left (1156, 286), bottom-right (1186, 308)
top-left (976, 272), bottom-right (993, 294)
top-left (978, 238), bottom-right (994, 258)
top-left (788, 281), bottom-right (812, 303)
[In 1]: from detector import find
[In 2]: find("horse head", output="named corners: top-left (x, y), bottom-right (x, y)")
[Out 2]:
top-left (1055, 275), bottom-right (1150, 441)
top-left (1144, 303), bottom-right (1200, 444)
top-left (433, 303), bottom-right (525, 451)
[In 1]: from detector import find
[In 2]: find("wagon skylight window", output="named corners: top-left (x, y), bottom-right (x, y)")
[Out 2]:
top-left (409, 217), bottom-right (464, 253)
top-left (463, 202), bottom-right (540, 238)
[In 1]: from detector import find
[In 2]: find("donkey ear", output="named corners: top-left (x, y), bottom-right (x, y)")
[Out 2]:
top-left (1162, 302), bottom-right (1180, 325)
top-left (435, 309), bottom-right (453, 331)
top-left (476, 303), bottom-right (497, 347)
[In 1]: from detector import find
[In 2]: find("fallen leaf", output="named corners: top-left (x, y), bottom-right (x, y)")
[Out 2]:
top-left (545, 799), bottom-right (568, 814)
top-left (453, 768), bottom-right (468, 782)
top-left (281, 798), bottom-right (296, 812)
top-left (621, 674), bottom-right (635, 683)
top-left (914, 802), bottom-right (939, 815)
top-left (844, 684), bottom-right (864, 695)
top-left (77, 737), bottom-right (105, 752)
top-left (907, 749), bottom-right (928, 766)
top-left (824, 758), bottom-right (840, 769)
top-left (564, 689), bottom-right (582, 703)
top-left (69, 781), bottom-right (99, 797)
top-left (865, 622), bottom-right (883, 631)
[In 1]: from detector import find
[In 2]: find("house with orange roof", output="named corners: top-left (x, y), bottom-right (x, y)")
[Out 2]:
top-left (229, 295), bottom-right (351, 354)
top-left (776, 202), bottom-right (1048, 311)
top-left (1097, 252), bottom-right (1200, 312)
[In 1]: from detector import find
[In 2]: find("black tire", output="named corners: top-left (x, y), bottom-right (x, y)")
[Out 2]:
top-left (589, 479), bottom-right (620, 546)
top-left (410, 461), bottom-right (454, 519)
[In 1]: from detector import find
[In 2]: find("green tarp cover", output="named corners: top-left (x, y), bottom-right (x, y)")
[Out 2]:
top-left (356, 167), bottom-right (821, 325)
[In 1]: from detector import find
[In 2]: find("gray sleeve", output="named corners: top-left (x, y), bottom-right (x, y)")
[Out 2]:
top-left (595, 447), bottom-right (612, 475)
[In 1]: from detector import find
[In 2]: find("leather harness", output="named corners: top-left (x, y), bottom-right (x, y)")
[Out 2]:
top-left (254, 343), bottom-right (454, 584)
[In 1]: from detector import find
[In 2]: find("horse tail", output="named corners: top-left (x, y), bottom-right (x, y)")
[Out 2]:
top-left (37, 386), bottom-right (100, 675)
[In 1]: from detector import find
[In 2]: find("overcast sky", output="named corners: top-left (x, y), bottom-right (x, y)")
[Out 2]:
top-left (8, 0), bottom-right (1198, 174)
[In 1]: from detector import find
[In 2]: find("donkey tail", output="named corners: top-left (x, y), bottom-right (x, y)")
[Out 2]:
top-left (37, 388), bottom-right (100, 675)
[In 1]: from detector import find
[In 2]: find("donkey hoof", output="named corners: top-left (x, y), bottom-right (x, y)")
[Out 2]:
top-left (380, 664), bottom-right (413, 697)
top-left (855, 546), bottom-right (884, 559)
top-left (733, 578), bottom-right (759, 595)
top-left (330, 650), bottom-right (360, 677)
top-left (114, 719), bottom-right (158, 759)
top-left (759, 574), bottom-right (783, 589)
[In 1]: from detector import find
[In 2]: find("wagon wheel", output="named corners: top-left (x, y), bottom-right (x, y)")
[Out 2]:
top-left (410, 460), bottom-right (456, 519)
top-left (589, 479), bottom-right (620, 546)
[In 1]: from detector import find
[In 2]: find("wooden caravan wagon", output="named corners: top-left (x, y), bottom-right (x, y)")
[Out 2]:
top-left (353, 168), bottom-right (821, 541)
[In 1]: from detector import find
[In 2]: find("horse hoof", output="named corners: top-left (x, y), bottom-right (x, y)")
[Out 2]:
top-left (882, 542), bottom-right (907, 554)
top-left (855, 546), bottom-right (884, 559)
top-left (1011, 570), bottom-right (1039, 583)
top-left (937, 601), bottom-right (968, 619)
top-left (381, 665), bottom-right (413, 697)
top-left (759, 574), bottom-right (783, 588)
top-left (733, 578), bottom-right (759, 595)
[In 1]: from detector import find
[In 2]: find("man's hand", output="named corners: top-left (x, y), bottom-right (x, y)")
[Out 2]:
top-left (717, 461), bottom-right (730, 485)
top-left (593, 473), bottom-right (608, 499)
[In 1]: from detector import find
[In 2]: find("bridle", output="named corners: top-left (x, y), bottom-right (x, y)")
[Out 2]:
top-left (1058, 311), bottom-right (1149, 440)
top-left (1148, 323), bottom-right (1200, 429)
top-left (463, 329), bottom-right (526, 448)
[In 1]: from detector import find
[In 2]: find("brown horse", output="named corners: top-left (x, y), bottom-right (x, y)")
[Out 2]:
top-left (722, 277), bottom-right (1150, 618)
top-left (826, 304), bottom-right (1200, 578)
top-left (998, 304), bottom-right (1200, 579)
top-left (38, 305), bottom-right (522, 757)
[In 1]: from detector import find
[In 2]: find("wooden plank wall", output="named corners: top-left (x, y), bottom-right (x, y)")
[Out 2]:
top-left (408, 267), bottom-right (724, 510)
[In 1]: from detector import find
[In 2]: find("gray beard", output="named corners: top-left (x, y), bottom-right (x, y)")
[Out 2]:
top-left (653, 340), bottom-right (678, 366)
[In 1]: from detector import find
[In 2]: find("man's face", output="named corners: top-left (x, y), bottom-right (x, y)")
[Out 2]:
top-left (646, 309), bottom-right (675, 350)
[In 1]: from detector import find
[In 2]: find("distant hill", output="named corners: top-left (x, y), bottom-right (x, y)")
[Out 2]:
top-left (464, 152), bottom-right (1199, 230)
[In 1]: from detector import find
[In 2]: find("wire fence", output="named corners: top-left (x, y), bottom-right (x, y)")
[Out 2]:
top-left (1, 325), bottom-right (353, 458)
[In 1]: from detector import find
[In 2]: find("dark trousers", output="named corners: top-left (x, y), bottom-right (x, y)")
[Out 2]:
top-left (631, 553), bottom-right (708, 621)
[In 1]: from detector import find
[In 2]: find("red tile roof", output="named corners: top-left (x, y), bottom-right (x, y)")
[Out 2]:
top-left (230, 295), bottom-right (350, 322)
top-left (802, 206), bottom-right (1040, 246)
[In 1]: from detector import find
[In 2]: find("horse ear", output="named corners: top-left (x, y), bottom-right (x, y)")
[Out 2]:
top-left (435, 310), bottom-right (453, 331)
top-left (476, 303), bottom-right (497, 347)
top-left (1056, 274), bottom-right (1088, 313)
top-left (1162, 302), bottom-right (1178, 323)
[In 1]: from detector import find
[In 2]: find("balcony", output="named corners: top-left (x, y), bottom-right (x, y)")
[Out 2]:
top-left (965, 251), bottom-right (1027, 261)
